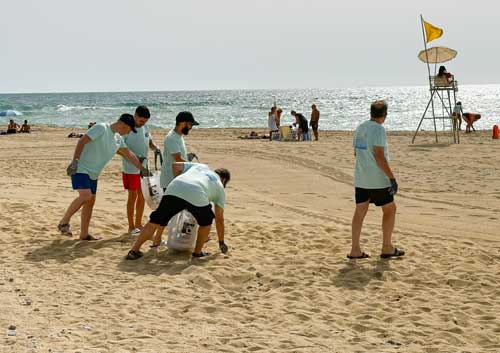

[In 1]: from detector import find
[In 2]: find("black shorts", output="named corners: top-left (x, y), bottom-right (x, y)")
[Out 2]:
top-left (355, 187), bottom-right (394, 206)
top-left (310, 121), bottom-right (318, 131)
top-left (149, 195), bottom-right (215, 227)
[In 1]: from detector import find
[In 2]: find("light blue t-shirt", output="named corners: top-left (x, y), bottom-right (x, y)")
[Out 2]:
top-left (160, 129), bottom-right (187, 188)
top-left (122, 125), bottom-right (151, 174)
top-left (166, 163), bottom-right (226, 208)
top-left (353, 120), bottom-right (391, 189)
top-left (77, 123), bottom-right (124, 180)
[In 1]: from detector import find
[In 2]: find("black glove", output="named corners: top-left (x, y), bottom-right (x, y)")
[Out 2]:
top-left (219, 241), bottom-right (228, 254)
top-left (389, 178), bottom-right (398, 196)
top-left (66, 159), bottom-right (78, 177)
top-left (187, 152), bottom-right (198, 162)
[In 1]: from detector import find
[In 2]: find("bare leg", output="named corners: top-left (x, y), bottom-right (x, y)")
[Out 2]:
top-left (193, 225), bottom-right (212, 254)
top-left (152, 225), bottom-right (165, 246)
top-left (381, 202), bottom-right (396, 254)
top-left (80, 194), bottom-right (96, 240)
top-left (313, 129), bottom-right (318, 141)
top-left (135, 190), bottom-right (145, 230)
top-left (350, 201), bottom-right (369, 257)
top-left (126, 190), bottom-right (138, 232)
top-left (60, 189), bottom-right (93, 225)
top-left (131, 222), bottom-right (158, 252)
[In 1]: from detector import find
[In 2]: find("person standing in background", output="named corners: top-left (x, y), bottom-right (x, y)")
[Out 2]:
top-left (310, 104), bottom-right (320, 141)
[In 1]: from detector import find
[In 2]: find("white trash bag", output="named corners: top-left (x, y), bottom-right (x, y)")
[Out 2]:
top-left (141, 150), bottom-right (163, 210)
top-left (166, 210), bottom-right (199, 251)
top-left (141, 171), bottom-right (163, 210)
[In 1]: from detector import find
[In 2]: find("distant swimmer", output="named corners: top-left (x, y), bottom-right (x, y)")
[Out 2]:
top-left (58, 114), bottom-right (147, 241)
top-left (349, 100), bottom-right (404, 259)
top-left (126, 163), bottom-right (230, 260)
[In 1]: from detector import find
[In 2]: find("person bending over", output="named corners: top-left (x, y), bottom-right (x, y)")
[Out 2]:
top-left (126, 163), bottom-right (230, 260)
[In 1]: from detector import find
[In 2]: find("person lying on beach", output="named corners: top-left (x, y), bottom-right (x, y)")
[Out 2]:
top-left (68, 132), bottom-right (84, 138)
top-left (58, 114), bottom-right (147, 241)
top-left (19, 120), bottom-right (31, 133)
top-left (7, 119), bottom-right (20, 134)
top-left (462, 113), bottom-right (481, 133)
top-left (126, 163), bottom-right (230, 260)
top-left (349, 100), bottom-right (404, 260)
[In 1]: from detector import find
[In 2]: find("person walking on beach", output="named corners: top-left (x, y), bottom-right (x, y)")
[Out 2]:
top-left (453, 101), bottom-right (463, 131)
top-left (126, 163), bottom-right (230, 260)
top-left (58, 114), bottom-right (146, 240)
top-left (310, 104), bottom-right (320, 141)
top-left (150, 111), bottom-right (199, 246)
top-left (349, 100), bottom-right (405, 259)
top-left (121, 106), bottom-right (161, 234)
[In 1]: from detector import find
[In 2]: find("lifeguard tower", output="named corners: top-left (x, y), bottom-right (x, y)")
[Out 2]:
top-left (412, 16), bottom-right (460, 144)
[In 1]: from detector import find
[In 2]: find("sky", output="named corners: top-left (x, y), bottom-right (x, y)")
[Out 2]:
top-left (1, 0), bottom-right (499, 93)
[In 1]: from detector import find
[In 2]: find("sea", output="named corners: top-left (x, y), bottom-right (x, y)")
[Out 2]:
top-left (1, 85), bottom-right (499, 131)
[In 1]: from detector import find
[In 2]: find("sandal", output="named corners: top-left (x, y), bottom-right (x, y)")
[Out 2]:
top-left (79, 234), bottom-right (102, 241)
top-left (57, 223), bottom-right (73, 236)
top-left (380, 248), bottom-right (405, 259)
top-left (126, 250), bottom-right (143, 260)
top-left (192, 251), bottom-right (211, 258)
top-left (347, 252), bottom-right (370, 259)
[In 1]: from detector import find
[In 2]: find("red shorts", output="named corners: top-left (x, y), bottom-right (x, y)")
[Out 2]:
top-left (122, 173), bottom-right (141, 190)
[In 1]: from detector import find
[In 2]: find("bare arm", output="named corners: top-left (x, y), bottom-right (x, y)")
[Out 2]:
top-left (172, 162), bottom-right (186, 177)
top-left (73, 135), bottom-right (92, 160)
top-left (116, 147), bottom-right (145, 171)
top-left (214, 205), bottom-right (224, 242)
top-left (373, 146), bottom-right (395, 180)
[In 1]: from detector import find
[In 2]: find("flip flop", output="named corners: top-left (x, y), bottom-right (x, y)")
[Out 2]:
top-left (129, 228), bottom-right (141, 235)
top-left (79, 234), bottom-right (102, 241)
top-left (192, 251), bottom-right (211, 258)
top-left (380, 248), bottom-right (405, 259)
top-left (347, 252), bottom-right (370, 259)
top-left (57, 223), bottom-right (73, 237)
top-left (126, 250), bottom-right (143, 260)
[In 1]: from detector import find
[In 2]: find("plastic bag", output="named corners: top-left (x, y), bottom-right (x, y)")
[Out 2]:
top-left (141, 171), bottom-right (163, 210)
top-left (166, 210), bottom-right (199, 251)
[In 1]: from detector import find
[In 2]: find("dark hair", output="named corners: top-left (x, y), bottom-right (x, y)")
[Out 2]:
top-left (24, 120), bottom-right (28, 124)
top-left (438, 65), bottom-right (447, 76)
top-left (290, 110), bottom-right (296, 115)
top-left (215, 168), bottom-right (231, 186)
top-left (135, 105), bottom-right (150, 119)
top-left (370, 100), bottom-right (388, 119)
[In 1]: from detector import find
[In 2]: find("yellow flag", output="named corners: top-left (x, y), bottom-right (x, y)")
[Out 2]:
top-left (423, 19), bottom-right (443, 43)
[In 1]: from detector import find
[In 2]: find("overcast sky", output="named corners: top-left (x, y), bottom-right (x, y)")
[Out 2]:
top-left (1, 0), bottom-right (498, 93)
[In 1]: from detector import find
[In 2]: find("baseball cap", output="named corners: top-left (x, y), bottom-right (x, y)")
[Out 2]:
top-left (176, 111), bottom-right (199, 125)
top-left (119, 113), bottom-right (137, 133)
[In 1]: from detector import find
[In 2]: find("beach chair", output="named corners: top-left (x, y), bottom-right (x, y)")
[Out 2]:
top-left (279, 126), bottom-right (292, 141)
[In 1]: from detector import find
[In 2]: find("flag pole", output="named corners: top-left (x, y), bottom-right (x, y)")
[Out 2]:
top-left (420, 14), bottom-right (432, 80)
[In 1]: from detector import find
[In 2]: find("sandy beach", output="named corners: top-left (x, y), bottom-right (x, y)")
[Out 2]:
top-left (0, 126), bottom-right (499, 353)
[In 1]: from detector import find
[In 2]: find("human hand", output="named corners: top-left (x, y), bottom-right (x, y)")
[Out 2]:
top-left (138, 156), bottom-right (147, 164)
top-left (187, 152), bottom-right (198, 162)
top-left (66, 159), bottom-right (78, 177)
top-left (140, 167), bottom-right (152, 178)
top-left (219, 240), bottom-right (228, 254)
top-left (389, 178), bottom-right (398, 196)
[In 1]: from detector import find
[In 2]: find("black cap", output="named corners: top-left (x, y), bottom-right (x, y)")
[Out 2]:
top-left (176, 111), bottom-right (199, 126)
top-left (119, 113), bottom-right (137, 133)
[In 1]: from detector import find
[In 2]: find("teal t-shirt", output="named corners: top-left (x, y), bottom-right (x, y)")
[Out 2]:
top-left (77, 123), bottom-right (124, 180)
top-left (353, 120), bottom-right (391, 189)
top-left (122, 125), bottom-right (151, 174)
top-left (166, 163), bottom-right (226, 208)
top-left (160, 129), bottom-right (187, 188)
